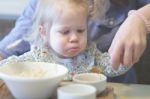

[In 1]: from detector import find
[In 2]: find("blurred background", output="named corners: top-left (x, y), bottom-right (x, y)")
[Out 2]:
top-left (0, 0), bottom-right (150, 84)
top-left (0, 0), bottom-right (29, 40)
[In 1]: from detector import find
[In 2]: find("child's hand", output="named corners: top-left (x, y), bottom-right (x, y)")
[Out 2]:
top-left (109, 13), bottom-right (147, 70)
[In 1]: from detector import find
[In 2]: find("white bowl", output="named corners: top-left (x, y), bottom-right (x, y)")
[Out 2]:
top-left (73, 73), bottom-right (107, 94)
top-left (57, 84), bottom-right (96, 99)
top-left (0, 62), bottom-right (68, 99)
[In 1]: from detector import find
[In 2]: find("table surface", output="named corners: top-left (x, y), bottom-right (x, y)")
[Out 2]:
top-left (0, 0), bottom-right (29, 19)
top-left (108, 83), bottom-right (150, 99)
top-left (0, 80), bottom-right (150, 99)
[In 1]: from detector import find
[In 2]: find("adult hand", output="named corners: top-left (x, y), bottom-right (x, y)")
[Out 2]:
top-left (109, 13), bottom-right (147, 70)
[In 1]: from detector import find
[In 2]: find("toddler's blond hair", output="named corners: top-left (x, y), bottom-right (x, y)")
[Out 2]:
top-left (25, 0), bottom-right (108, 47)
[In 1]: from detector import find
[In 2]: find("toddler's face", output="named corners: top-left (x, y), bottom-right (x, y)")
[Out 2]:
top-left (48, 10), bottom-right (88, 58)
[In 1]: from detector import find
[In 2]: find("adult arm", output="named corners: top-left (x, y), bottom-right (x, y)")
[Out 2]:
top-left (0, 0), bottom-right (37, 59)
top-left (109, 4), bottom-right (150, 70)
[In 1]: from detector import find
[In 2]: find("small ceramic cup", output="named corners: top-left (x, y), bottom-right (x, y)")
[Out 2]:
top-left (57, 84), bottom-right (96, 99)
top-left (73, 73), bottom-right (107, 94)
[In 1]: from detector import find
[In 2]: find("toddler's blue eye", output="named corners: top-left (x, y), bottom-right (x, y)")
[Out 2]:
top-left (77, 29), bottom-right (85, 33)
top-left (61, 30), bottom-right (70, 35)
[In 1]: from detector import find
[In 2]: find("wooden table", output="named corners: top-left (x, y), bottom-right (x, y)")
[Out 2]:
top-left (108, 83), bottom-right (150, 99)
top-left (0, 80), bottom-right (14, 99)
top-left (0, 80), bottom-right (150, 99)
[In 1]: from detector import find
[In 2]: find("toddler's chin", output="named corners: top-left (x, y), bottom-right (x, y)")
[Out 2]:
top-left (63, 53), bottom-right (80, 58)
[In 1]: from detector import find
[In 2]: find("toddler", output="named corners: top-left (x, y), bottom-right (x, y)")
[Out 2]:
top-left (0, 0), bottom-right (130, 80)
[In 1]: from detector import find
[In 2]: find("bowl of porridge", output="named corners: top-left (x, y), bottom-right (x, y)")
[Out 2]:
top-left (0, 62), bottom-right (68, 99)
top-left (73, 73), bottom-right (107, 94)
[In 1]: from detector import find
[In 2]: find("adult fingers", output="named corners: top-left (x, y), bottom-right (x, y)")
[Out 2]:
top-left (109, 43), bottom-right (124, 70)
top-left (133, 36), bottom-right (147, 64)
top-left (122, 43), bottom-right (133, 66)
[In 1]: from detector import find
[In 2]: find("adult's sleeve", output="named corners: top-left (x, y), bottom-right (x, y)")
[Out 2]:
top-left (0, 0), bottom-right (37, 58)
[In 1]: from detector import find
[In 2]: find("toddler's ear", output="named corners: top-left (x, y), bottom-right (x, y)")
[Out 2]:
top-left (39, 25), bottom-right (46, 36)
top-left (39, 25), bottom-right (49, 48)
top-left (39, 25), bottom-right (47, 40)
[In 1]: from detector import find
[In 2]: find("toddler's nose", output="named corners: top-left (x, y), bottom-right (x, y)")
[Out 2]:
top-left (69, 33), bottom-right (79, 42)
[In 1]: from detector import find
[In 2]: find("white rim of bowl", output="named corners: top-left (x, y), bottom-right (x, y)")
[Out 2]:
top-left (58, 84), bottom-right (96, 96)
top-left (73, 73), bottom-right (106, 83)
top-left (0, 62), bottom-right (68, 82)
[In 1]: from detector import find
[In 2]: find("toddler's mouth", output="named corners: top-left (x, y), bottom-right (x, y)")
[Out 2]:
top-left (68, 47), bottom-right (80, 53)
